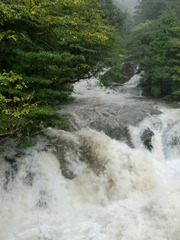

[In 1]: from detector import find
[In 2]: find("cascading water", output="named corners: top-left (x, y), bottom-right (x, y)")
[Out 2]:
top-left (0, 75), bottom-right (180, 240)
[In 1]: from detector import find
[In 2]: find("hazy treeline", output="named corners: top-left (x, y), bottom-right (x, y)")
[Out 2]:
top-left (128, 0), bottom-right (180, 99)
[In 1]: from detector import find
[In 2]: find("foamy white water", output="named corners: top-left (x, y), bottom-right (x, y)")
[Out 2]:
top-left (0, 76), bottom-right (180, 240)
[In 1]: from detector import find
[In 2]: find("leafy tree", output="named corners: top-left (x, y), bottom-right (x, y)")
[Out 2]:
top-left (0, 0), bottom-right (114, 147)
top-left (128, 9), bottom-right (180, 99)
top-left (0, 71), bottom-right (34, 136)
top-left (127, 19), bottom-right (157, 93)
top-left (97, 0), bottom-right (128, 85)
top-left (149, 10), bottom-right (180, 97)
top-left (98, 0), bottom-right (127, 34)
top-left (128, 20), bottom-right (156, 67)
top-left (127, 0), bottom-right (180, 100)
top-left (170, 26), bottom-right (180, 100)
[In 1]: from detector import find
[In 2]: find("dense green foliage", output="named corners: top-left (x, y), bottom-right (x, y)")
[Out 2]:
top-left (128, 0), bottom-right (180, 99)
top-left (0, 0), bottom-right (115, 147)
top-left (0, 71), bottom-right (34, 137)
top-left (97, 0), bottom-right (128, 86)
top-left (149, 11), bottom-right (180, 97)
top-left (98, 0), bottom-right (127, 34)
top-left (134, 0), bottom-right (180, 24)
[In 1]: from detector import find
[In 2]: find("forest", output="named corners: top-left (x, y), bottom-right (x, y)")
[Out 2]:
top-left (0, 0), bottom-right (180, 148)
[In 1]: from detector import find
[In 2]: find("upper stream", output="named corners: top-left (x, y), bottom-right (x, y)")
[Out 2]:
top-left (0, 75), bottom-right (180, 240)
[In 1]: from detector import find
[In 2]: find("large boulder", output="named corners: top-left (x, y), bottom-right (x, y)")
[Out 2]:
top-left (141, 128), bottom-right (154, 151)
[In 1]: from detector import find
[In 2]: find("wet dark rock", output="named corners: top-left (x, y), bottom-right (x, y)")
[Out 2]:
top-left (5, 157), bottom-right (18, 173)
top-left (162, 121), bottom-right (180, 158)
top-left (121, 62), bottom-right (135, 79)
top-left (149, 109), bottom-right (162, 116)
top-left (23, 172), bottom-right (35, 186)
top-left (45, 129), bottom-right (107, 179)
top-left (45, 130), bottom-right (78, 179)
top-left (79, 143), bottom-right (104, 174)
top-left (59, 103), bottom-right (161, 145)
top-left (89, 121), bottom-right (133, 147)
top-left (36, 190), bottom-right (48, 208)
top-left (90, 120), bottom-right (124, 139)
top-left (141, 128), bottom-right (154, 151)
top-left (4, 169), bottom-right (16, 190)
top-left (3, 157), bottom-right (18, 189)
top-left (124, 127), bottom-right (134, 148)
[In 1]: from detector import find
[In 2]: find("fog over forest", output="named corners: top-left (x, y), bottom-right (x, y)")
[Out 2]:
top-left (113, 0), bottom-right (138, 12)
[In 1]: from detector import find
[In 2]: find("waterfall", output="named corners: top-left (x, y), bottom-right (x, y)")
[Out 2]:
top-left (0, 76), bottom-right (180, 240)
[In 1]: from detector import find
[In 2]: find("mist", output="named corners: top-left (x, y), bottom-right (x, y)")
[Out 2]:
top-left (113, 0), bottom-right (138, 13)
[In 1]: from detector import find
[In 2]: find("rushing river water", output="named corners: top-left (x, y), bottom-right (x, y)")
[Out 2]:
top-left (0, 75), bottom-right (180, 240)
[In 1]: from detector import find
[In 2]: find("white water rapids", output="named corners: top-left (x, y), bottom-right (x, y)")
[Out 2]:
top-left (0, 75), bottom-right (180, 240)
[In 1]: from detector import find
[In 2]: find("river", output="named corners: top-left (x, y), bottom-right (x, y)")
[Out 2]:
top-left (0, 75), bottom-right (180, 240)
